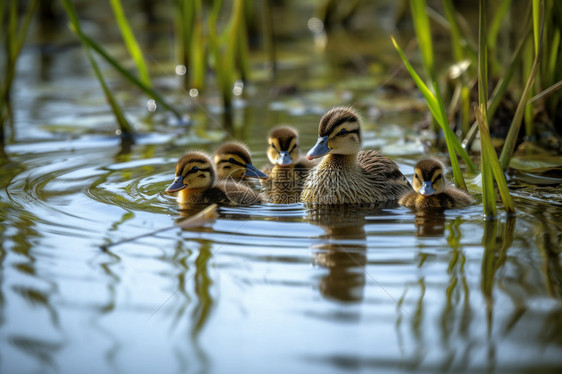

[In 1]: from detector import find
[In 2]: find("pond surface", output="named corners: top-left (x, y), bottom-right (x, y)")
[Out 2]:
top-left (2, 2), bottom-right (562, 373)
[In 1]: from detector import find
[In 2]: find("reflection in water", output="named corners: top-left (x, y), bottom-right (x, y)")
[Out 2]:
top-left (0, 207), bottom-right (63, 370)
top-left (169, 234), bottom-right (216, 374)
top-left (480, 216), bottom-right (515, 372)
top-left (306, 206), bottom-right (387, 303)
top-left (93, 249), bottom-right (122, 373)
top-left (414, 210), bottom-right (446, 237)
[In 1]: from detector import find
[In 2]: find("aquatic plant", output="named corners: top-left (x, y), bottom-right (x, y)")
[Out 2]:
top-left (208, 0), bottom-right (249, 126)
top-left (60, 0), bottom-right (185, 140)
top-left (393, 0), bottom-right (562, 216)
top-left (0, 0), bottom-right (38, 144)
top-left (61, 0), bottom-right (134, 140)
top-left (391, 0), bottom-right (476, 193)
top-left (109, 0), bottom-right (152, 88)
top-left (174, 0), bottom-right (251, 127)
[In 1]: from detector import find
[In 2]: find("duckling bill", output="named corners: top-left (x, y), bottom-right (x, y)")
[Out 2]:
top-left (399, 159), bottom-right (474, 210)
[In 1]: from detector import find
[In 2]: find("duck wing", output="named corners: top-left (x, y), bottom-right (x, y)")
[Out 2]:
top-left (357, 150), bottom-right (412, 197)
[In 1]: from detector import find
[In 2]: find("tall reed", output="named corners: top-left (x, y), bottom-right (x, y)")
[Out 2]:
top-left (109, 0), bottom-right (152, 88)
top-left (61, 0), bottom-right (134, 140)
top-left (499, 1), bottom-right (544, 170)
top-left (209, 0), bottom-right (248, 126)
top-left (0, 0), bottom-right (39, 144)
top-left (393, 0), bottom-right (478, 190)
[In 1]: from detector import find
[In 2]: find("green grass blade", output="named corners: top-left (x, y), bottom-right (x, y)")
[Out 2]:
top-left (410, 0), bottom-right (434, 78)
top-left (14, 0), bottom-right (39, 59)
top-left (488, 25), bottom-right (529, 117)
top-left (61, 0), bottom-right (181, 121)
top-left (391, 37), bottom-right (477, 178)
top-left (533, 0), bottom-right (541, 56)
top-left (488, 0), bottom-right (511, 49)
top-left (442, 0), bottom-right (466, 62)
top-left (499, 5), bottom-right (544, 170)
top-left (1, 0), bottom-right (38, 142)
top-left (477, 0), bottom-right (488, 121)
top-left (76, 30), bottom-right (182, 120)
top-left (237, 2), bottom-right (250, 83)
top-left (433, 81), bottom-right (467, 190)
top-left (85, 47), bottom-right (134, 139)
top-left (109, 0), bottom-right (152, 87)
top-left (475, 104), bottom-right (515, 215)
top-left (546, 29), bottom-right (560, 85)
top-left (487, 0), bottom-right (511, 75)
top-left (61, 0), bottom-right (132, 138)
top-left (190, 0), bottom-right (205, 89)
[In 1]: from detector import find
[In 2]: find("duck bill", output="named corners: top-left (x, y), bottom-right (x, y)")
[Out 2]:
top-left (165, 176), bottom-right (186, 193)
top-left (419, 181), bottom-right (436, 196)
top-left (306, 136), bottom-right (331, 160)
top-left (244, 163), bottom-right (268, 179)
top-left (276, 151), bottom-right (293, 166)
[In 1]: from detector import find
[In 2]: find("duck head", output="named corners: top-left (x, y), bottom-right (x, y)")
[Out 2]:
top-left (413, 159), bottom-right (446, 197)
top-left (213, 142), bottom-right (267, 180)
top-left (166, 152), bottom-right (216, 193)
top-left (307, 106), bottom-right (362, 160)
top-left (267, 127), bottom-right (301, 167)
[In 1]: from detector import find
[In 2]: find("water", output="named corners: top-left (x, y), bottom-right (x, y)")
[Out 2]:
top-left (2, 3), bottom-right (562, 374)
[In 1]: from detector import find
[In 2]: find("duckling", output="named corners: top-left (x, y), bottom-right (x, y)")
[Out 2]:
top-left (166, 151), bottom-right (262, 205)
top-left (399, 159), bottom-right (474, 210)
top-left (262, 127), bottom-right (314, 203)
top-left (265, 127), bottom-right (314, 171)
top-left (301, 106), bottom-right (412, 205)
top-left (213, 141), bottom-right (268, 183)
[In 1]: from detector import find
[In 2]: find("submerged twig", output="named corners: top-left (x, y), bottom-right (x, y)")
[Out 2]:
top-left (100, 204), bottom-right (219, 251)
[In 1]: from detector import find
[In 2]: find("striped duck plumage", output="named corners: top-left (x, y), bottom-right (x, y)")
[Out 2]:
top-left (301, 106), bottom-right (412, 205)
top-left (213, 142), bottom-right (267, 184)
top-left (398, 159), bottom-right (474, 210)
top-left (166, 151), bottom-right (262, 205)
top-left (262, 127), bottom-right (314, 203)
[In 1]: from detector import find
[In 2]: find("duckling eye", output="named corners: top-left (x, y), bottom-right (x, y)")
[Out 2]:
top-left (192, 166), bottom-right (198, 172)
top-left (229, 157), bottom-right (236, 163)
top-left (338, 129), bottom-right (347, 136)
top-left (270, 143), bottom-right (279, 151)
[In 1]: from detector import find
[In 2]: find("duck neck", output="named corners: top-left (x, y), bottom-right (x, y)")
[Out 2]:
top-left (177, 187), bottom-right (206, 203)
top-left (320, 153), bottom-right (357, 169)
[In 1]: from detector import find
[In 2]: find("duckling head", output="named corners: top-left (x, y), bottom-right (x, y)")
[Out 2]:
top-left (166, 152), bottom-right (216, 193)
top-left (267, 127), bottom-right (300, 167)
top-left (213, 142), bottom-right (267, 180)
top-left (413, 159), bottom-right (447, 196)
top-left (307, 106), bottom-right (362, 160)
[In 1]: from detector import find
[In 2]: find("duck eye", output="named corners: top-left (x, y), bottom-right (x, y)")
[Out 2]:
top-left (270, 143), bottom-right (278, 151)
top-left (192, 166), bottom-right (198, 171)
top-left (338, 129), bottom-right (347, 136)
top-left (229, 157), bottom-right (236, 163)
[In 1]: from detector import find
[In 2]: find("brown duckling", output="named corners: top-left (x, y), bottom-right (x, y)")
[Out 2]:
top-left (399, 159), bottom-right (474, 210)
top-left (262, 127), bottom-right (314, 203)
top-left (265, 127), bottom-right (314, 170)
top-left (213, 141), bottom-right (268, 182)
top-left (166, 152), bottom-right (262, 205)
top-left (301, 106), bottom-right (412, 205)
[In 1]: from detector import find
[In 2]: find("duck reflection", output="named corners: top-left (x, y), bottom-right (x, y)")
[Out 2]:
top-left (414, 210), bottom-right (446, 237)
top-left (307, 206), bottom-right (382, 303)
